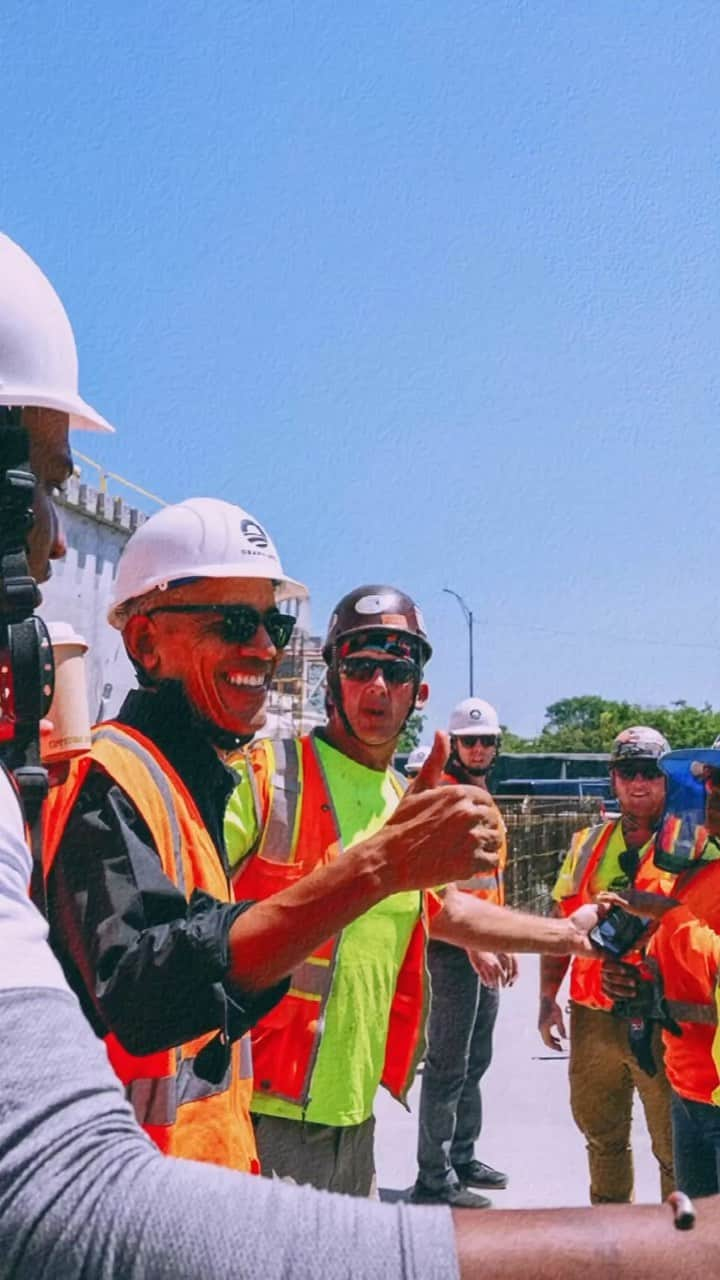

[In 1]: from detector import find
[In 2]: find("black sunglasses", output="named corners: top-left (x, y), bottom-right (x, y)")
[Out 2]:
top-left (459, 735), bottom-right (498, 748)
top-left (145, 604), bottom-right (296, 649)
top-left (613, 761), bottom-right (663, 782)
top-left (338, 655), bottom-right (418, 686)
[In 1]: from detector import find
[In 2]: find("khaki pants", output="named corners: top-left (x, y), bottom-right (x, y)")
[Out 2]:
top-left (569, 1002), bottom-right (674, 1204)
top-left (252, 1112), bottom-right (377, 1197)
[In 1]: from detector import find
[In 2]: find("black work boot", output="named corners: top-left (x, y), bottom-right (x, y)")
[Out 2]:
top-left (453, 1160), bottom-right (508, 1190)
top-left (410, 1181), bottom-right (492, 1209)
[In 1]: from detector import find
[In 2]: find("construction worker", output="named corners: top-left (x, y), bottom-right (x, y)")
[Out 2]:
top-left (1, 230), bottom-right (713, 1279)
top-left (539, 726), bottom-right (676, 1204)
top-left (226, 589), bottom-right (600, 1197)
top-left (42, 511), bottom-right (503, 1172)
top-left (413, 698), bottom-right (514, 1208)
top-left (602, 737), bottom-right (720, 1198)
top-left (406, 744), bottom-right (432, 777)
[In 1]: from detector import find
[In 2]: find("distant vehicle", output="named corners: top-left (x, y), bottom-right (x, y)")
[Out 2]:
top-left (493, 777), bottom-right (612, 801)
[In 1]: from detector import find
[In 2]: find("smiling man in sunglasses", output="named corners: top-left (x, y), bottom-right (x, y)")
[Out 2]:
top-left (42, 526), bottom-right (510, 1173)
top-left (539, 726), bottom-right (675, 1205)
top-left (226, 588), bottom-right (600, 1197)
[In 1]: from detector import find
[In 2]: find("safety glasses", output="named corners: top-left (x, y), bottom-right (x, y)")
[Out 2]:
top-left (458, 735), bottom-right (498, 748)
top-left (145, 604), bottom-right (296, 649)
top-left (338, 655), bottom-right (418, 686)
top-left (613, 761), bottom-right (663, 782)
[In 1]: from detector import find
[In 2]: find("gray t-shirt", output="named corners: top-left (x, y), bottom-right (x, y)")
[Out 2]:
top-left (0, 770), bottom-right (458, 1279)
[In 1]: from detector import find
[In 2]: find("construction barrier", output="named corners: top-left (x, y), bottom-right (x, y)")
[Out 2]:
top-left (499, 797), bottom-right (604, 914)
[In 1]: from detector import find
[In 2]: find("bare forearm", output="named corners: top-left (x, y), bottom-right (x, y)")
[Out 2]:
top-left (227, 840), bottom-right (390, 991)
top-left (430, 888), bottom-right (579, 956)
top-left (454, 1201), bottom-right (715, 1280)
top-left (540, 906), bottom-right (571, 996)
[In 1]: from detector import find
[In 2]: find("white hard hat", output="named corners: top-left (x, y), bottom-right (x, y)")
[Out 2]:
top-left (406, 744), bottom-right (432, 775)
top-left (0, 232), bottom-right (113, 433)
top-left (449, 697), bottom-right (501, 737)
top-left (108, 497), bottom-right (308, 627)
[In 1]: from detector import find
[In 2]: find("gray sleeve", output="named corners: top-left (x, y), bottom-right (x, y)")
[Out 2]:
top-left (0, 987), bottom-right (459, 1280)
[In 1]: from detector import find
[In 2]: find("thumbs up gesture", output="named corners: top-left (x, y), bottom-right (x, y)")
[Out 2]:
top-left (377, 731), bottom-right (501, 894)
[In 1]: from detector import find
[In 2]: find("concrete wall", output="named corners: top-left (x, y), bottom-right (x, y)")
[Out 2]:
top-left (39, 477), bottom-right (141, 721)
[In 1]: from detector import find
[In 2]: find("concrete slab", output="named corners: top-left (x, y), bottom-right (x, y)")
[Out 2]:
top-left (375, 956), bottom-right (665, 1208)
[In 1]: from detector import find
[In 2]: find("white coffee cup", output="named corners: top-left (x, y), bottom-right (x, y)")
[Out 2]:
top-left (41, 622), bottom-right (92, 762)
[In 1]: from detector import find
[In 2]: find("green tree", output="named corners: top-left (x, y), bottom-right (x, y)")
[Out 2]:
top-left (503, 696), bottom-right (720, 753)
top-left (397, 711), bottom-right (426, 754)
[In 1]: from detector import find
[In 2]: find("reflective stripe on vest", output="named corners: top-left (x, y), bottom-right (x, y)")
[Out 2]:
top-left (234, 732), bottom-right (425, 1108)
top-left (455, 870), bottom-right (504, 896)
top-left (128, 1035), bottom-right (255, 1127)
top-left (665, 999), bottom-right (718, 1026)
top-left (571, 822), bottom-right (618, 897)
top-left (257, 738), bottom-right (304, 862)
top-left (44, 722), bottom-right (258, 1172)
top-left (93, 725), bottom-right (187, 895)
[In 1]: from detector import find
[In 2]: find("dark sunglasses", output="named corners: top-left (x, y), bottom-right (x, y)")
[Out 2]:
top-left (338, 655), bottom-right (418, 686)
top-left (145, 604), bottom-right (296, 649)
top-left (613, 761), bottom-right (663, 782)
top-left (459, 735), bottom-right (498, 748)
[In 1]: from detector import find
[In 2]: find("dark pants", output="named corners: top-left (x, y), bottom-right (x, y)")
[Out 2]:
top-left (416, 940), bottom-right (499, 1192)
top-left (671, 1090), bottom-right (720, 1198)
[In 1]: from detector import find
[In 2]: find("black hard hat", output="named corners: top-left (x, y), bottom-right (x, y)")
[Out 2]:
top-left (322, 585), bottom-right (432, 666)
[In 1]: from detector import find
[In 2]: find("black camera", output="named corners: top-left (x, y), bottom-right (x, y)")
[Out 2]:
top-left (589, 905), bottom-right (651, 960)
top-left (0, 414), bottom-right (55, 771)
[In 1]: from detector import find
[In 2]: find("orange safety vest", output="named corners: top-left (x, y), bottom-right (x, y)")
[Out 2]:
top-left (557, 820), bottom-right (676, 1011)
top-left (439, 770), bottom-right (506, 905)
top-left (231, 732), bottom-right (429, 1109)
top-left (43, 721), bottom-right (258, 1171)
top-left (648, 858), bottom-right (720, 1104)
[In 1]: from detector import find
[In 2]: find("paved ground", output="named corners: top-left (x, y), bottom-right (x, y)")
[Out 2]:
top-left (375, 956), bottom-right (665, 1208)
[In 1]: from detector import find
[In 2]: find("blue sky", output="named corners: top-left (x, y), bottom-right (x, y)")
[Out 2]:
top-left (4, 2), bottom-right (720, 736)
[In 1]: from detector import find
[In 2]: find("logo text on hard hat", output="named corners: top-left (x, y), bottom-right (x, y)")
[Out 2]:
top-left (241, 518), bottom-right (269, 549)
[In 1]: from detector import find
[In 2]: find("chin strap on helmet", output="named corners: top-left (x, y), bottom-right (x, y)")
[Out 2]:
top-left (327, 643), bottom-right (424, 749)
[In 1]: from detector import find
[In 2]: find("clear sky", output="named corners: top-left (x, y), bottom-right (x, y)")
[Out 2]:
top-left (4, 2), bottom-right (719, 737)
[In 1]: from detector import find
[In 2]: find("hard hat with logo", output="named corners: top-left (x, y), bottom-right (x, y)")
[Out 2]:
top-left (109, 497), bottom-right (308, 628)
top-left (406, 744), bottom-right (432, 776)
top-left (0, 232), bottom-right (113, 433)
top-left (449, 698), bottom-right (501, 738)
top-left (609, 726), bottom-right (670, 766)
top-left (322, 585), bottom-right (432, 666)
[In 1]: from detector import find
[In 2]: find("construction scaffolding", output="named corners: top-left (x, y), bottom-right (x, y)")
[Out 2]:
top-left (265, 631), bottom-right (327, 737)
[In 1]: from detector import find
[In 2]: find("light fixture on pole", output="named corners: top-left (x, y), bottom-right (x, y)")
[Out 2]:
top-left (443, 586), bottom-right (474, 697)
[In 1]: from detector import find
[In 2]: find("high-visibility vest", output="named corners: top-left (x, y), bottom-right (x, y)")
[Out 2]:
top-left (438, 770), bottom-right (506, 905)
top-left (43, 722), bottom-right (258, 1172)
top-left (231, 733), bottom-right (429, 1109)
top-left (647, 858), bottom-right (720, 1104)
top-left (557, 820), bottom-right (676, 1011)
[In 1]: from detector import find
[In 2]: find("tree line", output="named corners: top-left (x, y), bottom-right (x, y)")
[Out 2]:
top-left (502, 696), bottom-right (720, 754)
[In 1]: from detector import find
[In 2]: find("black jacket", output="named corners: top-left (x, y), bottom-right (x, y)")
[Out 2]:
top-left (47, 682), bottom-right (287, 1055)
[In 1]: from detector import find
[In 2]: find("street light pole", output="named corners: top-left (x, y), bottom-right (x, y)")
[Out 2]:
top-left (443, 587), bottom-right (474, 697)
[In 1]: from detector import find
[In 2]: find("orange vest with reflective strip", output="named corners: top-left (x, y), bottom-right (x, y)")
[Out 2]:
top-left (230, 733), bottom-right (429, 1109)
top-left (648, 859), bottom-right (720, 1104)
top-left (439, 771), bottom-right (506, 905)
top-left (557, 820), bottom-right (676, 1010)
top-left (43, 722), bottom-right (258, 1172)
